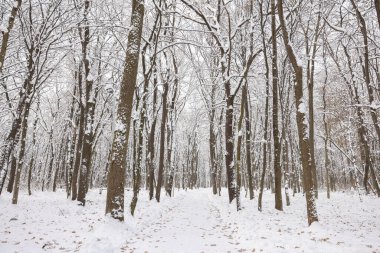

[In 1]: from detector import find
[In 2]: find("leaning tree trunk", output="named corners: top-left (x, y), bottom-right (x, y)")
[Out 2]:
top-left (12, 98), bottom-right (32, 204)
top-left (105, 0), bottom-right (145, 221)
top-left (350, 0), bottom-right (380, 145)
top-left (27, 114), bottom-right (39, 196)
top-left (0, 0), bottom-right (22, 192)
top-left (278, 0), bottom-right (318, 225)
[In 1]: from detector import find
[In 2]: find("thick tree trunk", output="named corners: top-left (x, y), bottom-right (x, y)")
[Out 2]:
top-left (6, 155), bottom-right (17, 193)
top-left (105, 0), bottom-right (145, 221)
top-left (12, 100), bottom-right (32, 204)
top-left (0, 0), bottom-right (22, 72)
top-left (376, 0), bottom-right (380, 30)
top-left (0, 49), bottom-right (36, 195)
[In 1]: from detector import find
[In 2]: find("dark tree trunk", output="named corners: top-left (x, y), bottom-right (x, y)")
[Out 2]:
top-left (278, 0), bottom-right (318, 225)
top-left (105, 0), bottom-right (145, 221)
top-left (271, 0), bottom-right (283, 211)
top-left (155, 68), bottom-right (169, 202)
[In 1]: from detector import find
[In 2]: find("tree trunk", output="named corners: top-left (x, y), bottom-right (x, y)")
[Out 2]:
top-left (105, 0), bottom-right (145, 221)
top-left (258, 0), bottom-right (270, 211)
top-left (243, 83), bottom-right (254, 200)
top-left (278, 0), bottom-right (318, 225)
top-left (376, 0), bottom-right (380, 31)
top-left (148, 70), bottom-right (158, 200)
top-left (271, 0), bottom-right (283, 211)
top-left (306, 7), bottom-right (322, 199)
top-left (12, 100), bottom-right (32, 204)
top-left (155, 61), bottom-right (169, 202)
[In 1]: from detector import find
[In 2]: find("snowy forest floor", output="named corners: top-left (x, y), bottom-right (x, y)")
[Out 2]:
top-left (0, 188), bottom-right (379, 253)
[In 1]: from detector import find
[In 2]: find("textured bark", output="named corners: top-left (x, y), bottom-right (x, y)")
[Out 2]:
top-left (155, 67), bottom-right (169, 202)
top-left (105, 0), bottom-right (145, 221)
top-left (376, 0), bottom-right (380, 30)
top-left (306, 8), bottom-right (322, 199)
top-left (0, 0), bottom-right (22, 72)
top-left (209, 109), bottom-right (218, 195)
top-left (71, 63), bottom-right (85, 201)
top-left (77, 0), bottom-right (95, 206)
top-left (225, 93), bottom-right (236, 203)
top-left (0, 39), bottom-right (36, 195)
top-left (27, 115), bottom-right (38, 196)
top-left (271, 0), bottom-right (283, 211)
top-left (6, 155), bottom-right (17, 193)
top-left (278, 0), bottom-right (318, 225)
top-left (12, 100), bottom-right (31, 204)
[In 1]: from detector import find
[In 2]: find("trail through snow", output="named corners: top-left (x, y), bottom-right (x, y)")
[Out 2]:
top-left (1, 188), bottom-right (380, 253)
top-left (123, 192), bottom-right (237, 253)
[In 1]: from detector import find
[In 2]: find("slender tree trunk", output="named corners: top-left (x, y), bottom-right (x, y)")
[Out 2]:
top-left (258, 0), bottom-right (270, 211)
top-left (148, 71), bottom-right (158, 200)
top-left (71, 63), bottom-right (85, 201)
top-left (243, 83), bottom-right (254, 200)
top-left (165, 54), bottom-right (179, 197)
top-left (307, 8), bottom-right (322, 199)
top-left (155, 70), bottom-right (169, 202)
top-left (322, 84), bottom-right (330, 199)
top-left (278, 0), bottom-right (318, 225)
top-left (236, 85), bottom-right (246, 211)
top-left (271, 0), bottom-right (283, 211)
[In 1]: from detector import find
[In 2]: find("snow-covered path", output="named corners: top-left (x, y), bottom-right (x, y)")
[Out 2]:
top-left (123, 192), bottom-right (238, 253)
top-left (1, 189), bottom-right (380, 253)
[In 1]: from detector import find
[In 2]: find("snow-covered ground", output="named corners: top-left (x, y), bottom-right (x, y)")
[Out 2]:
top-left (0, 188), bottom-right (379, 253)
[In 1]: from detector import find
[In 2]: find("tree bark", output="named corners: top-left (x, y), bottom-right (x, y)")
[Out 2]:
top-left (278, 0), bottom-right (318, 225)
top-left (155, 61), bottom-right (169, 202)
top-left (105, 0), bottom-right (145, 221)
top-left (243, 83), bottom-right (254, 200)
top-left (271, 0), bottom-right (283, 211)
